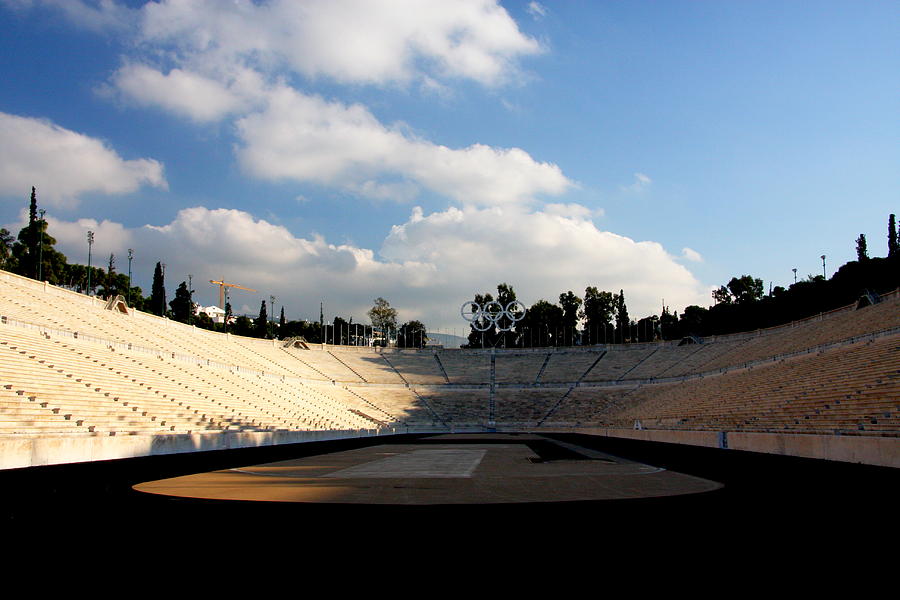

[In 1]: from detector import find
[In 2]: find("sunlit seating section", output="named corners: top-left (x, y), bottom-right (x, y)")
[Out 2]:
top-left (613, 334), bottom-right (900, 435)
top-left (327, 350), bottom-right (406, 384)
top-left (494, 388), bottom-right (564, 425)
top-left (538, 351), bottom-right (601, 383)
top-left (692, 295), bottom-right (900, 374)
top-left (417, 388), bottom-right (489, 426)
top-left (493, 352), bottom-right (548, 384)
top-left (581, 346), bottom-right (653, 382)
top-left (439, 351), bottom-right (490, 384)
top-left (380, 351), bottom-right (447, 385)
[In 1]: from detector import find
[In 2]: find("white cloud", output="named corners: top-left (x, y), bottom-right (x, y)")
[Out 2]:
top-left (109, 64), bottom-right (263, 123)
top-left (235, 86), bottom-right (571, 206)
top-left (138, 0), bottom-right (542, 87)
top-left (0, 112), bottom-right (167, 206)
top-left (527, 2), bottom-right (547, 20)
top-left (681, 247), bottom-right (703, 262)
top-left (621, 172), bottom-right (652, 193)
top-left (29, 204), bottom-right (709, 329)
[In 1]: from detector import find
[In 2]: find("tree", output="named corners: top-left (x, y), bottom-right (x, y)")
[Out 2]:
top-left (224, 302), bottom-right (233, 331)
top-left (0, 228), bottom-right (13, 269)
top-left (889, 214), bottom-right (898, 257)
top-left (279, 306), bottom-right (286, 330)
top-left (150, 262), bottom-right (166, 316)
top-left (397, 320), bottom-right (428, 348)
top-left (712, 285), bottom-right (732, 305)
top-left (169, 281), bottom-right (194, 323)
top-left (614, 290), bottom-right (630, 343)
top-left (856, 234), bottom-right (869, 261)
top-left (465, 292), bottom-right (495, 348)
top-left (581, 286), bottom-right (615, 345)
top-left (368, 297), bottom-right (398, 337)
top-left (558, 290), bottom-right (582, 346)
top-left (101, 253), bottom-right (118, 297)
top-left (256, 300), bottom-right (268, 338)
top-left (726, 275), bottom-right (764, 305)
top-left (518, 299), bottom-right (564, 347)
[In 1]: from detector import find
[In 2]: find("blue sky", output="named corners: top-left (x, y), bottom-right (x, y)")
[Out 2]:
top-left (1, 1), bottom-right (897, 332)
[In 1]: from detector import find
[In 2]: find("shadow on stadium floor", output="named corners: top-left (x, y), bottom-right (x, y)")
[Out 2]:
top-left (3, 432), bottom-right (896, 541)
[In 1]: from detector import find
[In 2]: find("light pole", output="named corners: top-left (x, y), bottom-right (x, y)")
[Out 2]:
top-left (127, 249), bottom-right (134, 306)
top-left (189, 274), bottom-right (194, 325)
top-left (161, 263), bottom-right (166, 316)
top-left (792, 268), bottom-right (797, 285)
top-left (86, 231), bottom-right (94, 295)
top-left (270, 295), bottom-right (275, 339)
top-left (821, 255), bottom-right (826, 279)
top-left (37, 209), bottom-right (45, 281)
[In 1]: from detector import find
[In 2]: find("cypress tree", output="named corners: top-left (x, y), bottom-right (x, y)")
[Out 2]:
top-left (256, 300), bottom-right (268, 338)
top-left (889, 214), bottom-right (898, 257)
top-left (150, 262), bottom-right (166, 316)
top-left (855, 234), bottom-right (868, 261)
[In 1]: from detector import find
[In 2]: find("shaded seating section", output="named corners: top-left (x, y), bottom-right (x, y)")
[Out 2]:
top-left (546, 386), bottom-right (638, 427)
top-left (581, 346), bottom-right (654, 381)
top-left (379, 351), bottom-right (447, 385)
top-left (344, 386), bottom-right (443, 427)
top-left (438, 352), bottom-right (490, 384)
top-left (416, 388), bottom-right (489, 426)
top-left (494, 388), bottom-right (565, 426)
top-left (327, 350), bottom-right (406, 384)
top-left (538, 351), bottom-right (601, 383)
top-left (494, 352), bottom-right (548, 384)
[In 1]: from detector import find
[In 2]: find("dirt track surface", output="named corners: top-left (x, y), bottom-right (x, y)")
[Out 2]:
top-left (133, 433), bottom-right (722, 505)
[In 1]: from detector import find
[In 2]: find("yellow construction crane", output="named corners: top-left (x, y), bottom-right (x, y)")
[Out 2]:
top-left (209, 279), bottom-right (257, 309)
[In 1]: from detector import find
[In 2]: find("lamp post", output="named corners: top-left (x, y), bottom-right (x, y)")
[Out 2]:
top-left (127, 249), bottom-right (134, 306)
top-left (270, 295), bottom-right (275, 339)
top-left (37, 209), bottom-right (45, 281)
top-left (792, 268), bottom-right (797, 285)
top-left (188, 274), bottom-right (194, 325)
top-left (86, 231), bottom-right (94, 295)
top-left (161, 263), bottom-right (166, 316)
top-left (821, 255), bottom-right (826, 279)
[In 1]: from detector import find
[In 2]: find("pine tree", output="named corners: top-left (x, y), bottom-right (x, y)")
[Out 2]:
top-left (150, 262), bottom-right (166, 316)
top-left (169, 281), bottom-right (193, 323)
top-left (279, 306), bottom-right (286, 329)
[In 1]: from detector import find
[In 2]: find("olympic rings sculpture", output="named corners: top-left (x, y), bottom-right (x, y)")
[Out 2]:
top-left (460, 300), bottom-right (526, 332)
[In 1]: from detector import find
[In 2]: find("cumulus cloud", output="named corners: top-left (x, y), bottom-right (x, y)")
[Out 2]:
top-left (0, 112), bottom-right (167, 205)
top-left (109, 64), bottom-right (264, 123)
top-left (23, 203), bottom-right (708, 329)
top-left (138, 0), bottom-right (542, 87)
top-left (235, 86), bottom-right (571, 206)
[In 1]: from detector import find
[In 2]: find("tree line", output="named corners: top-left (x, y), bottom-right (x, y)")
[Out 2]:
top-left (464, 214), bottom-right (898, 347)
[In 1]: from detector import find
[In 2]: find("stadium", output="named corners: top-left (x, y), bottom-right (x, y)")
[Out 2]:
top-left (2, 267), bottom-right (897, 533)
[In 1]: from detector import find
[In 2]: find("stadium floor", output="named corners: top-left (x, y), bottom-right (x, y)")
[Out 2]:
top-left (132, 433), bottom-right (723, 505)
top-left (3, 432), bottom-right (897, 546)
